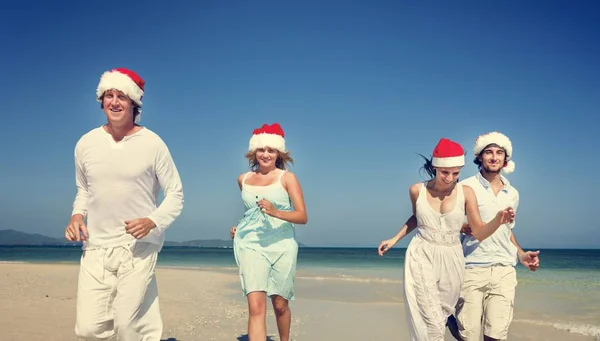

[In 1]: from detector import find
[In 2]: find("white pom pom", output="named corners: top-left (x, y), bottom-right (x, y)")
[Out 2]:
top-left (502, 160), bottom-right (515, 174)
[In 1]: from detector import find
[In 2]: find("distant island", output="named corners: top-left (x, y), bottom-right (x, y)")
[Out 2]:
top-left (0, 229), bottom-right (306, 248)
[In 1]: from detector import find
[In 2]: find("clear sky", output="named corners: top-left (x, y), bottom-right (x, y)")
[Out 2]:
top-left (1, 1), bottom-right (598, 248)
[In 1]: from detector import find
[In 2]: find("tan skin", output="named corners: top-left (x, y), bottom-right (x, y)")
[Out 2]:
top-left (230, 146), bottom-right (307, 341)
top-left (65, 89), bottom-right (156, 242)
top-left (378, 166), bottom-right (515, 256)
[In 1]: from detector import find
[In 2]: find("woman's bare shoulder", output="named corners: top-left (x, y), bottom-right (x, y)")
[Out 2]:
top-left (409, 182), bottom-right (423, 195)
top-left (237, 172), bottom-right (251, 186)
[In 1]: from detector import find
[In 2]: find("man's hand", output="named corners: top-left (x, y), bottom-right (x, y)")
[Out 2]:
top-left (230, 226), bottom-right (236, 239)
top-left (125, 218), bottom-right (156, 239)
top-left (496, 207), bottom-right (515, 225)
top-left (65, 214), bottom-right (88, 242)
top-left (519, 250), bottom-right (540, 272)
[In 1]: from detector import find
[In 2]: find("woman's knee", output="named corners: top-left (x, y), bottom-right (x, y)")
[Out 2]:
top-left (271, 295), bottom-right (290, 315)
top-left (247, 292), bottom-right (267, 317)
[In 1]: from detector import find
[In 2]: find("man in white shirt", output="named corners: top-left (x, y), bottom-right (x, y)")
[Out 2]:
top-left (64, 68), bottom-right (184, 341)
top-left (449, 132), bottom-right (539, 341)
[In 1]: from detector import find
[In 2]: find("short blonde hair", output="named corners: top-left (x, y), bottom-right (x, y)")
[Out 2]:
top-left (245, 149), bottom-right (294, 171)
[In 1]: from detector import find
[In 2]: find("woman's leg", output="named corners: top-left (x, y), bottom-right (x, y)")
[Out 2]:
top-left (234, 242), bottom-right (271, 340)
top-left (265, 238), bottom-right (297, 341)
top-left (404, 242), bottom-right (447, 341)
top-left (246, 291), bottom-right (267, 340)
top-left (271, 295), bottom-right (291, 341)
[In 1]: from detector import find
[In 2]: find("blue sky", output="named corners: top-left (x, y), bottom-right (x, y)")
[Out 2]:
top-left (1, 1), bottom-right (598, 248)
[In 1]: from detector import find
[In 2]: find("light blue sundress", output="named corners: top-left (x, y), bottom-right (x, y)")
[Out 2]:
top-left (233, 170), bottom-right (298, 300)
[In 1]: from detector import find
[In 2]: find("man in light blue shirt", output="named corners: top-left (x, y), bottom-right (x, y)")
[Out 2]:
top-left (450, 132), bottom-right (540, 341)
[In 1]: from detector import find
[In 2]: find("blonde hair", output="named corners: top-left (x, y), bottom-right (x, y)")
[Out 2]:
top-left (245, 149), bottom-right (294, 171)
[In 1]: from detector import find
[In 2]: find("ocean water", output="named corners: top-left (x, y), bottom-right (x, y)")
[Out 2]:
top-left (1, 246), bottom-right (599, 338)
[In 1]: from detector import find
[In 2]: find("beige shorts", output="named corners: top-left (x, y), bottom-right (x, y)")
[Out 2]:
top-left (455, 265), bottom-right (517, 341)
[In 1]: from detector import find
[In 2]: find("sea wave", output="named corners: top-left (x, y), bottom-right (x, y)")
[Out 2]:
top-left (516, 318), bottom-right (600, 338)
top-left (295, 274), bottom-right (402, 284)
top-left (518, 276), bottom-right (600, 288)
top-left (158, 265), bottom-right (239, 272)
top-left (158, 265), bottom-right (404, 284)
top-left (0, 260), bottom-right (78, 265)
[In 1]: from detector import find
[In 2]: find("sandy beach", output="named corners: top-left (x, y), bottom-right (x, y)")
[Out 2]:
top-left (0, 263), bottom-right (595, 341)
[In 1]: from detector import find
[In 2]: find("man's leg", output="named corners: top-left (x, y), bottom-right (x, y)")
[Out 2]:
top-left (113, 242), bottom-right (163, 341)
top-left (482, 265), bottom-right (517, 341)
top-left (456, 267), bottom-right (491, 341)
top-left (75, 248), bottom-right (117, 340)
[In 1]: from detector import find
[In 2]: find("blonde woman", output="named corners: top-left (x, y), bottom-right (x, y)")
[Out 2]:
top-left (230, 123), bottom-right (307, 341)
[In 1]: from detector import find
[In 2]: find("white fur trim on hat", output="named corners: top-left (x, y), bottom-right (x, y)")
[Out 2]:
top-left (248, 133), bottom-right (286, 152)
top-left (96, 71), bottom-right (144, 106)
top-left (432, 155), bottom-right (465, 168)
top-left (502, 160), bottom-right (515, 174)
top-left (475, 131), bottom-right (515, 173)
top-left (474, 132), bottom-right (512, 159)
top-left (96, 70), bottom-right (144, 123)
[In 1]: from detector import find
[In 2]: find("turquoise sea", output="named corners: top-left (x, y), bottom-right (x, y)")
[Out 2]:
top-left (1, 246), bottom-right (599, 338)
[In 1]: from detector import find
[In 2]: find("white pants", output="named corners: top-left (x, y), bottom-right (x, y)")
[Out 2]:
top-left (403, 236), bottom-right (465, 341)
top-left (75, 242), bottom-right (162, 341)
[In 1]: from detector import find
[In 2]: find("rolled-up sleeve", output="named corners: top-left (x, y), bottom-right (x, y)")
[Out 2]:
top-left (147, 142), bottom-right (184, 233)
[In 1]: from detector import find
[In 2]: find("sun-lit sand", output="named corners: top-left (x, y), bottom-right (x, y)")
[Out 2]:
top-left (0, 263), bottom-right (594, 340)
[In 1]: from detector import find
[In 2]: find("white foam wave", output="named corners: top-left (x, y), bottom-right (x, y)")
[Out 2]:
top-left (517, 318), bottom-right (600, 338)
top-left (295, 274), bottom-right (402, 284)
top-left (158, 265), bottom-right (239, 272)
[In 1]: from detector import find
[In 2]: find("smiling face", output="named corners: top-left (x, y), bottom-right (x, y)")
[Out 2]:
top-left (245, 147), bottom-right (294, 171)
top-left (101, 89), bottom-right (135, 124)
top-left (434, 166), bottom-right (462, 189)
top-left (255, 147), bottom-right (279, 170)
top-left (478, 145), bottom-right (507, 174)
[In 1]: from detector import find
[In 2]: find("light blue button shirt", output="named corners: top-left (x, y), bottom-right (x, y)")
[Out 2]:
top-left (460, 172), bottom-right (520, 268)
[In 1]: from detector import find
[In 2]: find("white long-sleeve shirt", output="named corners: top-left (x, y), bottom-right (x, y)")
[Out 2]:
top-left (71, 126), bottom-right (184, 250)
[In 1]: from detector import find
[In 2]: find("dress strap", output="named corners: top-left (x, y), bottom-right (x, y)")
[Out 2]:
top-left (241, 172), bottom-right (251, 186)
top-left (277, 170), bottom-right (287, 184)
top-left (417, 181), bottom-right (427, 202)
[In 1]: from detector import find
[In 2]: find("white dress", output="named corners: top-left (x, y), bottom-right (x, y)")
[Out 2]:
top-left (403, 182), bottom-right (466, 341)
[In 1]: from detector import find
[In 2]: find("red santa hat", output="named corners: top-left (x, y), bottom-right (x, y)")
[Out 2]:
top-left (96, 68), bottom-right (145, 122)
top-left (248, 123), bottom-right (286, 152)
top-left (432, 138), bottom-right (465, 168)
top-left (473, 132), bottom-right (515, 174)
